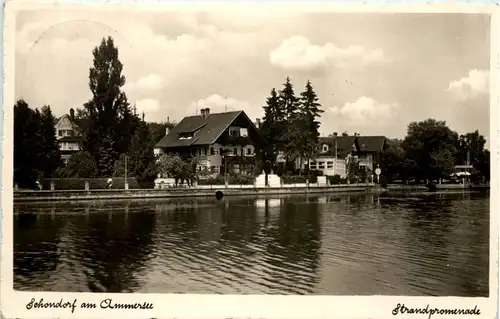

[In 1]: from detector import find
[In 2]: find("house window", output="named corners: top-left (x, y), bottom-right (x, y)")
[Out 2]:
top-left (247, 148), bottom-right (252, 155)
top-left (310, 162), bottom-right (317, 169)
top-left (210, 147), bottom-right (215, 155)
top-left (58, 131), bottom-right (63, 137)
top-left (234, 148), bottom-right (238, 155)
top-left (68, 130), bottom-right (74, 136)
top-left (323, 145), bottom-right (328, 152)
top-left (327, 161), bottom-right (334, 169)
top-left (203, 148), bottom-right (207, 156)
top-left (318, 161), bottom-right (325, 169)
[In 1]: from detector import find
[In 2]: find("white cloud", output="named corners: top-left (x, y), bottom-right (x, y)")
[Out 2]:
top-left (133, 74), bottom-right (165, 90)
top-left (447, 69), bottom-right (489, 102)
top-left (329, 96), bottom-right (399, 124)
top-left (189, 94), bottom-right (260, 120)
top-left (136, 98), bottom-right (160, 117)
top-left (269, 36), bottom-right (386, 71)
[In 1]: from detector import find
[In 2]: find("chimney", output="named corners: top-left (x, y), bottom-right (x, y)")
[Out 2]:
top-left (333, 132), bottom-right (338, 136)
top-left (201, 108), bottom-right (210, 117)
top-left (165, 127), bottom-right (170, 136)
top-left (256, 118), bottom-right (261, 127)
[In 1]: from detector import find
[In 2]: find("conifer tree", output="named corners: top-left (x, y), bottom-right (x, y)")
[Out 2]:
top-left (299, 80), bottom-right (324, 162)
top-left (261, 88), bottom-right (284, 169)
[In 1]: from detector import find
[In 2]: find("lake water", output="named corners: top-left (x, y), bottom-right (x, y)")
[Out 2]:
top-left (13, 191), bottom-right (490, 296)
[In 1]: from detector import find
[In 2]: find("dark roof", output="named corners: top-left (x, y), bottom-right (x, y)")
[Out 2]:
top-left (155, 111), bottom-right (253, 148)
top-left (356, 136), bottom-right (386, 152)
top-left (319, 136), bottom-right (357, 151)
top-left (58, 136), bottom-right (83, 143)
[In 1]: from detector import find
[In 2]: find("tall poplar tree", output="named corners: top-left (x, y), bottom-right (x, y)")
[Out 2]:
top-left (79, 36), bottom-right (137, 177)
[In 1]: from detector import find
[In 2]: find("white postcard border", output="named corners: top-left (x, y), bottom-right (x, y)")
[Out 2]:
top-left (1, 2), bottom-right (499, 319)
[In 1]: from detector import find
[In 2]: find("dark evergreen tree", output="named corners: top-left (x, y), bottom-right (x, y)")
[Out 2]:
top-left (14, 100), bottom-right (40, 187)
top-left (78, 36), bottom-right (137, 176)
top-left (279, 76), bottom-right (300, 123)
top-left (39, 105), bottom-right (62, 177)
top-left (261, 88), bottom-right (284, 171)
top-left (277, 77), bottom-right (300, 171)
top-left (298, 80), bottom-right (324, 167)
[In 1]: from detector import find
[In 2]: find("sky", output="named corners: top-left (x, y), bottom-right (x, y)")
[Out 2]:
top-left (15, 9), bottom-right (491, 145)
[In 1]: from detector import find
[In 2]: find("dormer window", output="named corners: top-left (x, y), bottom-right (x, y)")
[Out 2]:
top-left (179, 132), bottom-right (194, 140)
top-left (323, 144), bottom-right (328, 152)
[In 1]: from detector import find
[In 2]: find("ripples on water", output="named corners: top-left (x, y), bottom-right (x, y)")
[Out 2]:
top-left (14, 191), bottom-right (489, 296)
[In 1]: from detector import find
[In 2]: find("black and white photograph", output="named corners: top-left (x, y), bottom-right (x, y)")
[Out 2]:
top-left (1, 2), bottom-right (498, 318)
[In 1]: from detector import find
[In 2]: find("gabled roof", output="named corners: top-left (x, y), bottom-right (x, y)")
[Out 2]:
top-left (319, 136), bottom-right (358, 151)
top-left (356, 136), bottom-right (386, 152)
top-left (155, 110), bottom-right (254, 149)
top-left (56, 114), bottom-right (84, 129)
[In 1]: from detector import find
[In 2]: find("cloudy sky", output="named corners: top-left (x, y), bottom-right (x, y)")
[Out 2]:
top-left (15, 9), bottom-right (491, 144)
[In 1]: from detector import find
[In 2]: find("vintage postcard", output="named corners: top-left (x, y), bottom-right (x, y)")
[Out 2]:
top-left (1, 1), bottom-right (499, 318)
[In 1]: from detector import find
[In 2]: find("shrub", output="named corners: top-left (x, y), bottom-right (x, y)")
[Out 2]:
top-left (426, 182), bottom-right (437, 192)
top-left (197, 174), bottom-right (225, 185)
top-left (328, 174), bottom-right (341, 185)
top-left (282, 175), bottom-right (307, 184)
top-left (228, 174), bottom-right (255, 185)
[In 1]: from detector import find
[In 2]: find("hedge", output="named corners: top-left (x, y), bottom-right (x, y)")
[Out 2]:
top-left (197, 174), bottom-right (255, 185)
top-left (282, 175), bottom-right (307, 184)
top-left (40, 177), bottom-right (140, 190)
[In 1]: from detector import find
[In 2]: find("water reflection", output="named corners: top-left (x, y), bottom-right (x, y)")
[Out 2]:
top-left (14, 192), bottom-right (490, 296)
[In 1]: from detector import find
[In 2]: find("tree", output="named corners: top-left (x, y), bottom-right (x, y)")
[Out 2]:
top-left (39, 105), bottom-right (61, 177)
top-left (346, 156), bottom-right (360, 183)
top-left (14, 100), bottom-right (41, 187)
top-left (60, 151), bottom-right (98, 178)
top-left (78, 36), bottom-right (137, 176)
top-left (456, 130), bottom-right (489, 181)
top-left (402, 119), bottom-right (459, 181)
top-left (297, 80), bottom-right (324, 171)
top-left (157, 154), bottom-right (197, 186)
top-left (261, 88), bottom-right (285, 171)
top-left (148, 120), bottom-right (176, 145)
top-left (114, 120), bottom-right (159, 187)
top-left (279, 77), bottom-right (300, 123)
top-left (378, 138), bottom-right (419, 182)
top-left (14, 100), bottom-right (61, 187)
top-left (278, 77), bottom-right (301, 170)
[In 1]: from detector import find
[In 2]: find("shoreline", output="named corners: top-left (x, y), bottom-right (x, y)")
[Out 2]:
top-left (12, 183), bottom-right (487, 203)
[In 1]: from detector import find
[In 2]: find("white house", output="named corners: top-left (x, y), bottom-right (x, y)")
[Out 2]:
top-left (55, 111), bottom-right (83, 166)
